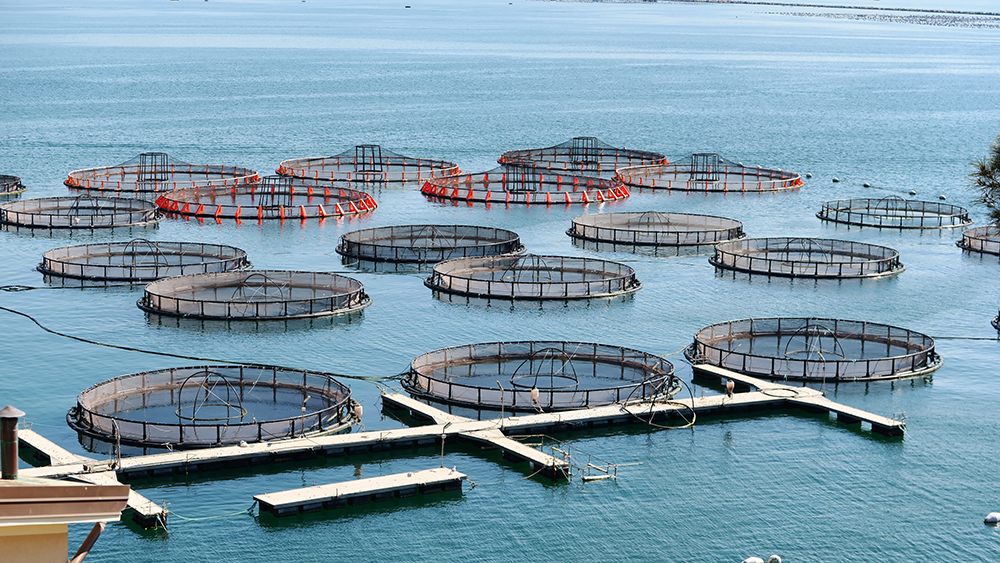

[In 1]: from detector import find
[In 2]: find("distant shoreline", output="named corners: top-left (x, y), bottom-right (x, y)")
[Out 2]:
top-left (538, 0), bottom-right (1000, 18)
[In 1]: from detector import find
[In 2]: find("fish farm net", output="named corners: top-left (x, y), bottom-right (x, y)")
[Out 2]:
top-left (337, 225), bottom-right (524, 264)
top-left (403, 341), bottom-right (679, 412)
top-left (278, 144), bottom-right (460, 183)
top-left (425, 254), bottom-right (641, 300)
top-left (958, 226), bottom-right (1000, 257)
top-left (156, 176), bottom-right (376, 222)
top-left (65, 153), bottom-right (258, 195)
top-left (711, 237), bottom-right (904, 278)
top-left (0, 196), bottom-right (162, 229)
top-left (67, 365), bottom-right (356, 449)
top-left (567, 211), bottom-right (745, 246)
top-left (616, 153), bottom-right (802, 192)
top-left (39, 240), bottom-right (250, 282)
top-left (686, 317), bottom-right (941, 382)
top-left (0, 174), bottom-right (26, 196)
top-left (138, 270), bottom-right (370, 320)
top-left (498, 137), bottom-right (666, 176)
top-left (817, 196), bottom-right (972, 229)
top-left (420, 165), bottom-right (629, 206)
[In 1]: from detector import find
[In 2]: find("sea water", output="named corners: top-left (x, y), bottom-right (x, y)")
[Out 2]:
top-left (1, 0), bottom-right (1000, 561)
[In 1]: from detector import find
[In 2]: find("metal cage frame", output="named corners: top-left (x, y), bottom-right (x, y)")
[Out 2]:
top-left (39, 240), bottom-right (250, 282)
top-left (616, 154), bottom-right (802, 192)
top-left (958, 225), bottom-right (1000, 257)
top-left (138, 270), bottom-right (370, 320)
top-left (686, 317), bottom-right (942, 382)
top-left (65, 153), bottom-right (258, 195)
top-left (498, 137), bottom-right (667, 176)
top-left (425, 254), bottom-right (641, 300)
top-left (278, 144), bottom-right (460, 183)
top-left (817, 196), bottom-right (972, 229)
top-left (0, 196), bottom-right (162, 229)
top-left (567, 211), bottom-right (745, 246)
top-left (67, 365), bottom-right (356, 449)
top-left (337, 224), bottom-right (525, 264)
top-left (710, 237), bottom-right (904, 278)
top-left (403, 341), bottom-right (678, 412)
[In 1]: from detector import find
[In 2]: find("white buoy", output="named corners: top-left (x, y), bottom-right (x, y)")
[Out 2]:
top-left (726, 379), bottom-right (735, 399)
top-left (863, 182), bottom-right (871, 188)
top-left (768, 556), bottom-right (782, 563)
top-left (909, 190), bottom-right (916, 195)
top-left (832, 177), bottom-right (840, 183)
top-left (354, 403), bottom-right (363, 421)
top-left (939, 195), bottom-right (947, 200)
top-left (741, 558), bottom-right (765, 563)
top-left (530, 386), bottom-right (539, 403)
top-left (805, 173), bottom-right (812, 178)
top-left (984, 512), bottom-right (1000, 524)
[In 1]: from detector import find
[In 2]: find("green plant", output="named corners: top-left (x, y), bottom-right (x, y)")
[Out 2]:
top-left (970, 132), bottom-right (1000, 226)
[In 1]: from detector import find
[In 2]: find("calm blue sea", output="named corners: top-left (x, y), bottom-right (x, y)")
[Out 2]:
top-left (2, 1), bottom-right (1000, 561)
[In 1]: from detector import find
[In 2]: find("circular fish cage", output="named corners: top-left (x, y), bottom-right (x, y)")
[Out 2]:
top-left (817, 196), bottom-right (972, 229)
top-left (39, 240), bottom-right (250, 282)
top-left (0, 196), bottom-right (162, 229)
top-left (958, 225), bottom-right (1000, 257)
top-left (425, 254), bottom-right (641, 300)
top-left (567, 211), bottom-right (745, 246)
top-left (686, 317), bottom-right (942, 382)
top-left (65, 152), bottom-right (258, 195)
top-left (278, 144), bottom-right (460, 183)
top-left (420, 164), bottom-right (629, 205)
top-left (403, 341), bottom-right (679, 412)
top-left (498, 137), bottom-right (666, 177)
top-left (67, 365), bottom-right (356, 449)
top-left (710, 237), bottom-right (904, 279)
top-left (156, 176), bottom-right (376, 222)
top-left (616, 153), bottom-right (802, 192)
top-left (337, 225), bottom-right (524, 264)
top-left (0, 174), bottom-right (26, 196)
top-left (138, 270), bottom-right (370, 320)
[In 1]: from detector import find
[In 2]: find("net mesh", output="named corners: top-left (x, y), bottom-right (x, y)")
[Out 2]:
top-left (616, 153), bottom-right (802, 192)
top-left (403, 341), bottom-right (678, 411)
top-left (568, 211), bottom-right (745, 246)
top-left (278, 145), bottom-right (460, 183)
top-left (498, 137), bottom-right (666, 176)
top-left (421, 164), bottom-right (629, 205)
top-left (425, 254), bottom-right (640, 300)
top-left (958, 226), bottom-right (1000, 257)
top-left (139, 270), bottom-right (370, 320)
top-left (65, 153), bottom-right (258, 195)
top-left (818, 196), bottom-right (972, 229)
top-left (40, 240), bottom-right (250, 281)
top-left (156, 177), bottom-right (376, 221)
top-left (0, 174), bottom-right (26, 195)
top-left (688, 317), bottom-right (940, 382)
top-left (710, 237), bottom-right (903, 278)
top-left (69, 365), bottom-right (354, 449)
top-left (0, 196), bottom-right (162, 229)
top-left (337, 225), bottom-right (524, 263)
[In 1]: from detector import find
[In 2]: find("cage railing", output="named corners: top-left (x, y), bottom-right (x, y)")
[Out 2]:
top-left (39, 241), bottom-right (250, 281)
top-left (818, 197), bottom-right (972, 229)
top-left (70, 365), bottom-right (354, 448)
top-left (710, 238), bottom-right (903, 278)
top-left (616, 158), bottom-right (802, 192)
top-left (568, 212), bottom-right (745, 246)
top-left (404, 341), bottom-right (675, 411)
top-left (689, 318), bottom-right (939, 381)
top-left (338, 225), bottom-right (524, 263)
top-left (0, 196), bottom-right (162, 229)
top-left (958, 226), bottom-right (1000, 256)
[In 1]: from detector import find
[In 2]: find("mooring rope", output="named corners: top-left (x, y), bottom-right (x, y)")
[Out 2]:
top-left (0, 305), bottom-right (397, 382)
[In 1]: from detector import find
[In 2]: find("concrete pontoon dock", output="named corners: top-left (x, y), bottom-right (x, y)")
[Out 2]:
top-left (255, 467), bottom-right (466, 517)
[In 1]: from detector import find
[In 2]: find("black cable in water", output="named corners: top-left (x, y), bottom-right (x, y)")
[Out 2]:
top-left (0, 305), bottom-right (397, 382)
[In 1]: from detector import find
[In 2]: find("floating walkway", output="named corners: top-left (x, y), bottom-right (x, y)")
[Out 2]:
top-left (691, 364), bottom-right (905, 436)
top-left (18, 374), bottom-right (902, 530)
top-left (255, 467), bottom-right (466, 517)
top-left (17, 430), bottom-right (168, 528)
